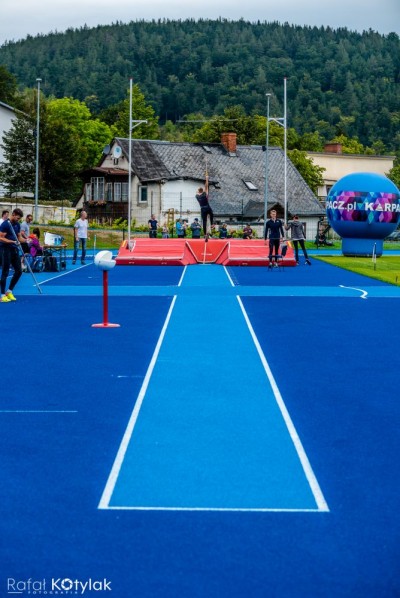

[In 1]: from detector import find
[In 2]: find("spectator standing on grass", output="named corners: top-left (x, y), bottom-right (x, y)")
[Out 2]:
top-left (72, 210), bottom-right (89, 265)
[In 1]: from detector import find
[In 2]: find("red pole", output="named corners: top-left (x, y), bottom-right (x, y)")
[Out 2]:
top-left (103, 270), bottom-right (109, 326)
top-left (92, 268), bottom-right (120, 328)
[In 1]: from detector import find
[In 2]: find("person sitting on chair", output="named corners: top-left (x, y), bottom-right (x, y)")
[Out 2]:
top-left (243, 224), bottom-right (253, 239)
top-left (29, 228), bottom-right (43, 258)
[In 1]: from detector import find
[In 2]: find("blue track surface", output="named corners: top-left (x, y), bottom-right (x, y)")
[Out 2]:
top-left (1, 260), bottom-right (399, 597)
top-left (103, 266), bottom-right (324, 511)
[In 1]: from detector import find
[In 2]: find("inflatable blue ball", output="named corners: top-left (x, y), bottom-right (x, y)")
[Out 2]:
top-left (326, 172), bottom-right (400, 256)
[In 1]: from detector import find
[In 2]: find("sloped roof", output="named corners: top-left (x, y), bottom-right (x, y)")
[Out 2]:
top-left (114, 137), bottom-right (324, 218)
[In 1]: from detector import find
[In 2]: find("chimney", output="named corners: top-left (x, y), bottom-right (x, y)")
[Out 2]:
top-left (221, 132), bottom-right (237, 154)
top-left (324, 143), bottom-right (342, 154)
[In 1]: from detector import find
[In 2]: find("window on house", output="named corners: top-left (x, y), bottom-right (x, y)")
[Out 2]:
top-left (243, 180), bottom-right (258, 191)
top-left (85, 182), bottom-right (91, 201)
top-left (121, 183), bottom-right (128, 202)
top-left (138, 185), bottom-right (148, 203)
top-left (106, 183), bottom-right (113, 202)
top-left (91, 177), bottom-right (105, 201)
top-left (114, 182), bottom-right (121, 202)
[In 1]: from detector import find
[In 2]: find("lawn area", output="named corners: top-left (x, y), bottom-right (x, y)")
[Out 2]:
top-left (314, 255), bottom-right (400, 286)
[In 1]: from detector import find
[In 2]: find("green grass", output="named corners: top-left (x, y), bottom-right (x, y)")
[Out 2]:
top-left (314, 255), bottom-right (400, 286)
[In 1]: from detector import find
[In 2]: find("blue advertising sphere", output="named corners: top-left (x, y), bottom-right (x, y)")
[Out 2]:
top-left (326, 172), bottom-right (400, 256)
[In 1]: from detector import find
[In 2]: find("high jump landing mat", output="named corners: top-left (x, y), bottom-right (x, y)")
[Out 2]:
top-left (116, 238), bottom-right (297, 266)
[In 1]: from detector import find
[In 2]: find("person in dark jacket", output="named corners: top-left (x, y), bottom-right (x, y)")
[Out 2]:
top-left (195, 176), bottom-right (213, 237)
top-left (285, 215), bottom-right (311, 265)
top-left (190, 218), bottom-right (201, 239)
top-left (264, 209), bottom-right (285, 267)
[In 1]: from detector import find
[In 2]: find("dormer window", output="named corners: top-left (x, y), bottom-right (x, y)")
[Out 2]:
top-left (243, 180), bottom-right (258, 191)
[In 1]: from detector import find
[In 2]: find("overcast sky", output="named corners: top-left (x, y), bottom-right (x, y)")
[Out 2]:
top-left (0, 0), bottom-right (399, 45)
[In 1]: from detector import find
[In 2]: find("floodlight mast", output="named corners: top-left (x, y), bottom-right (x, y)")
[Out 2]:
top-left (263, 93), bottom-right (271, 235)
top-left (34, 78), bottom-right (41, 222)
top-left (127, 78), bottom-right (148, 243)
top-left (266, 78), bottom-right (288, 224)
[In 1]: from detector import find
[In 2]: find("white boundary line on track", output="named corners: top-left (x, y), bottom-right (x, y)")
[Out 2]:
top-left (339, 284), bottom-right (368, 299)
top-left (236, 296), bottom-right (330, 513)
top-left (98, 295), bottom-right (178, 510)
top-left (0, 410), bottom-right (77, 413)
top-left (103, 506), bottom-right (324, 512)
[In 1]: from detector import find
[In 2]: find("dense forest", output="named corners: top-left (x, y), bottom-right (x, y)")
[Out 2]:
top-left (0, 19), bottom-right (399, 151)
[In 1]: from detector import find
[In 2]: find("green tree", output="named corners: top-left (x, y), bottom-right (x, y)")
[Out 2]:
top-left (330, 134), bottom-right (365, 154)
top-left (0, 113), bottom-right (35, 194)
top-left (288, 149), bottom-right (325, 194)
top-left (0, 94), bottom-right (115, 200)
top-left (0, 65), bottom-right (18, 105)
top-left (387, 158), bottom-right (400, 189)
top-left (40, 97), bottom-right (115, 198)
top-left (99, 84), bottom-right (159, 139)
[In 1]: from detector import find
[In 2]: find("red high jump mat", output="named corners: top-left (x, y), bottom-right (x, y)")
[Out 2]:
top-left (116, 239), bottom-right (297, 266)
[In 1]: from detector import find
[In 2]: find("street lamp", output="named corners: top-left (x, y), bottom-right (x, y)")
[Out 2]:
top-left (34, 78), bottom-right (41, 222)
top-left (263, 93), bottom-right (272, 235)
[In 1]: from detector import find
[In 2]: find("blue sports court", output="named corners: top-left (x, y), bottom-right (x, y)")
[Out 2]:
top-left (1, 257), bottom-right (399, 596)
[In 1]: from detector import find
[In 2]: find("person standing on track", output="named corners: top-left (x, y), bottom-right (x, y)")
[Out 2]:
top-left (264, 209), bottom-right (285, 267)
top-left (195, 174), bottom-right (213, 238)
top-left (285, 215), bottom-right (311, 265)
top-left (0, 208), bottom-right (24, 302)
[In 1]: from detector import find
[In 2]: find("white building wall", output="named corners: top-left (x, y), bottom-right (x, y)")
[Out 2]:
top-left (307, 152), bottom-right (395, 199)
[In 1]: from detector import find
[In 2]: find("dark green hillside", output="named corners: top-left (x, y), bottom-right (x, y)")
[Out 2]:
top-left (0, 19), bottom-right (399, 150)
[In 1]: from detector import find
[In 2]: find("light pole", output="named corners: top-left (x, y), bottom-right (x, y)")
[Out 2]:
top-left (34, 78), bottom-right (41, 222)
top-left (266, 78), bottom-right (288, 223)
top-left (263, 93), bottom-right (271, 235)
top-left (283, 77), bottom-right (287, 224)
top-left (127, 77), bottom-right (148, 243)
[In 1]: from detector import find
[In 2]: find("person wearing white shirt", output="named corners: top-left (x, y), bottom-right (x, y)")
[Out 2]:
top-left (72, 210), bottom-right (90, 265)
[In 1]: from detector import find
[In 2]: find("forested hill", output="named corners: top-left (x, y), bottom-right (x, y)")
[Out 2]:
top-left (0, 19), bottom-right (399, 150)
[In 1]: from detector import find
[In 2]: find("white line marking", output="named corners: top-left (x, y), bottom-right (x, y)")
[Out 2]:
top-left (103, 506), bottom-right (326, 512)
top-left (339, 284), bottom-right (368, 299)
top-left (98, 295), bottom-right (177, 509)
top-left (0, 410), bottom-right (78, 413)
top-left (237, 296), bottom-right (330, 513)
top-left (223, 265), bottom-right (235, 287)
top-left (177, 265), bottom-right (187, 287)
top-left (39, 263), bottom-right (90, 285)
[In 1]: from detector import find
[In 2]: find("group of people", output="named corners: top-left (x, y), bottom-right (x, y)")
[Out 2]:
top-left (264, 209), bottom-right (311, 266)
top-left (0, 208), bottom-right (41, 303)
top-left (0, 208), bottom-right (90, 303)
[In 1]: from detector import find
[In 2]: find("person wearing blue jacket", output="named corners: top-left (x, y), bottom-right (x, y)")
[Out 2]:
top-left (264, 209), bottom-right (285, 267)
